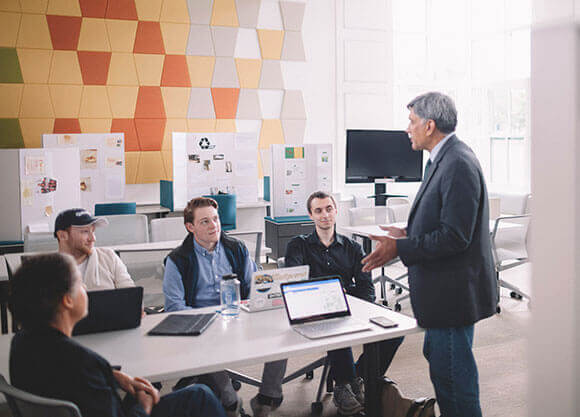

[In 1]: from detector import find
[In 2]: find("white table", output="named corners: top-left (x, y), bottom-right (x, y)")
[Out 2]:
top-left (0, 296), bottom-right (421, 416)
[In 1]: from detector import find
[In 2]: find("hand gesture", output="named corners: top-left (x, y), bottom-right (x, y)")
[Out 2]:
top-left (361, 235), bottom-right (398, 272)
top-left (380, 225), bottom-right (407, 238)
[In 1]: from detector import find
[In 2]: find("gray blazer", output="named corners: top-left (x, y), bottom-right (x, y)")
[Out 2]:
top-left (397, 135), bottom-right (497, 328)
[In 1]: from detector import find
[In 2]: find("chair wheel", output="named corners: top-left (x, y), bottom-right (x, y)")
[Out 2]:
top-left (394, 303), bottom-right (401, 312)
top-left (510, 291), bottom-right (523, 300)
top-left (390, 284), bottom-right (396, 290)
top-left (496, 305), bottom-right (501, 314)
top-left (306, 371), bottom-right (314, 380)
top-left (311, 401), bottom-right (323, 414)
top-left (382, 299), bottom-right (389, 307)
top-left (395, 287), bottom-right (403, 295)
top-left (231, 380), bottom-right (241, 391)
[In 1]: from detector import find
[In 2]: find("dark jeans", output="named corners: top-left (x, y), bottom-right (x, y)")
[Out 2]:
top-left (328, 336), bottom-right (404, 384)
top-left (423, 325), bottom-right (482, 417)
top-left (125, 384), bottom-right (226, 417)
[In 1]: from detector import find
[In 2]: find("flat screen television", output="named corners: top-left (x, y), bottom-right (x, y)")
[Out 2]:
top-left (345, 130), bottom-right (423, 183)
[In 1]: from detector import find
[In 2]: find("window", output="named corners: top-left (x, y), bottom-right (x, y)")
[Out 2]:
top-left (392, 0), bottom-right (531, 189)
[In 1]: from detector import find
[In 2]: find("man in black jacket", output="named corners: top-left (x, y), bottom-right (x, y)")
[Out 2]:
top-left (9, 252), bottom-right (226, 417)
top-left (362, 92), bottom-right (497, 417)
top-left (285, 191), bottom-right (403, 416)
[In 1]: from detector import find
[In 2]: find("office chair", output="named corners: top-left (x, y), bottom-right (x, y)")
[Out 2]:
top-left (0, 374), bottom-right (82, 417)
top-left (94, 202), bottom-right (137, 216)
top-left (205, 194), bottom-right (237, 231)
top-left (491, 214), bottom-right (531, 313)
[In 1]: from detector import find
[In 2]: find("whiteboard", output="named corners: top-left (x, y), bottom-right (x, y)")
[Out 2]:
top-left (19, 148), bottom-right (81, 235)
top-left (172, 132), bottom-right (259, 210)
top-left (270, 144), bottom-right (333, 218)
top-left (42, 133), bottom-right (126, 213)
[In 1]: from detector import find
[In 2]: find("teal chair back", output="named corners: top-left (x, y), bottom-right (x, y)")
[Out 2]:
top-left (205, 194), bottom-right (236, 231)
top-left (94, 202), bottom-right (136, 216)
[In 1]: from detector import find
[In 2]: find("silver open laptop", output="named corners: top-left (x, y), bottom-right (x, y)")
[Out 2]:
top-left (240, 265), bottom-right (309, 312)
top-left (280, 276), bottom-right (371, 339)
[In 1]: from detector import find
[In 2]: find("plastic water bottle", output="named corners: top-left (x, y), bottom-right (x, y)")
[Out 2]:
top-left (220, 273), bottom-right (240, 319)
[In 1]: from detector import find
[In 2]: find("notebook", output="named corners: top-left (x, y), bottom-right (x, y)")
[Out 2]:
top-left (73, 286), bottom-right (143, 336)
top-left (280, 276), bottom-right (371, 339)
top-left (148, 313), bottom-right (217, 336)
top-left (240, 265), bottom-right (309, 312)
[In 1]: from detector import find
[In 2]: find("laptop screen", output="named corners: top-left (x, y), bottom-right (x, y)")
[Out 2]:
top-left (281, 276), bottom-right (350, 324)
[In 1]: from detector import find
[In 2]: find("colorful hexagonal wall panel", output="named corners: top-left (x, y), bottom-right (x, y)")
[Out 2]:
top-left (0, 0), bottom-right (306, 183)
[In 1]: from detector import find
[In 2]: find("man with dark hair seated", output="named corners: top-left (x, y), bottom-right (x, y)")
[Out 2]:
top-left (9, 252), bottom-right (226, 417)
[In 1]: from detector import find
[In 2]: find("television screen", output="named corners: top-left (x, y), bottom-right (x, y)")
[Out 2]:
top-left (345, 130), bottom-right (423, 183)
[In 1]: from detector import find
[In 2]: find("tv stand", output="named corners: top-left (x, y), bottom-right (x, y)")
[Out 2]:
top-left (369, 179), bottom-right (406, 206)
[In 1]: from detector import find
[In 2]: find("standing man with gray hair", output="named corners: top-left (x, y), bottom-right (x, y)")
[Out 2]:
top-left (361, 92), bottom-right (496, 417)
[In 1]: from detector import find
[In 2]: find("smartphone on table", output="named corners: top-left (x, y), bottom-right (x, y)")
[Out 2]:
top-left (369, 316), bottom-right (398, 328)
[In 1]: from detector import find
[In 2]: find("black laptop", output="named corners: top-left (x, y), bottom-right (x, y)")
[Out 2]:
top-left (73, 287), bottom-right (143, 336)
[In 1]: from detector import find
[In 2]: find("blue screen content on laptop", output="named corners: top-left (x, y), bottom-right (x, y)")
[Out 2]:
top-left (282, 278), bottom-right (348, 321)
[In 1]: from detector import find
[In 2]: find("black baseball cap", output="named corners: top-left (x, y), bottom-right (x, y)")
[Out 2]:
top-left (54, 208), bottom-right (108, 237)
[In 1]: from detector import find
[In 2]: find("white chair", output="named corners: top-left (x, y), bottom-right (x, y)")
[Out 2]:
top-left (227, 230), bottom-right (264, 264)
top-left (150, 217), bottom-right (187, 242)
top-left (0, 374), bottom-right (82, 417)
top-left (491, 214), bottom-right (531, 312)
top-left (492, 191), bottom-right (531, 215)
top-left (94, 214), bottom-right (149, 246)
top-left (23, 231), bottom-right (58, 253)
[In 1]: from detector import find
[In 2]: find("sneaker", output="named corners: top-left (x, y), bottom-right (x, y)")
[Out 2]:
top-left (250, 395), bottom-right (273, 417)
top-left (225, 398), bottom-right (243, 417)
top-left (333, 383), bottom-right (364, 416)
top-left (350, 377), bottom-right (365, 405)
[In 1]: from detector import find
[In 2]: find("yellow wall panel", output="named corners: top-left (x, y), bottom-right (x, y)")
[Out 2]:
top-left (136, 151), bottom-right (166, 183)
top-left (105, 19), bottom-right (137, 53)
top-left (134, 53), bottom-right (164, 86)
top-left (79, 86), bottom-right (112, 118)
top-left (161, 150), bottom-right (172, 180)
top-left (162, 118), bottom-right (187, 150)
top-left (187, 118), bottom-right (216, 132)
top-left (134, 0), bottom-right (162, 21)
top-left (259, 119), bottom-right (284, 149)
top-left (257, 150), bottom-right (263, 179)
top-left (160, 22), bottom-right (189, 55)
top-left (17, 13), bottom-right (52, 49)
top-left (17, 48), bottom-right (52, 83)
top-left (78, 118), bottom-right (112, 133)
top-left (0, 12), bottom-right (21, 47)
top-left (211, 0), bottom-right (238, 27)
top-left (0, 84), bottom-right (23, 118)
top-left (235, 58), bottom-right (261, 88)
top-left (0, 0), bottom-right (21, 12)
top-left (215, 119), bottom-right (236, 132)
top-left (20, 0), bottom-right (48, 14)
top-left (46, 0), bottom-right (81, 16)
top-left (20, 118), bottom-right (54, 148)
top-left (49, 50), bottom-right (82, 84)
top-left (186, 56), bottom-right (215, 87)
top-left (107, 86), bottom-right (138, 118)
top-left (125, 151), bottom-right (140, 184)
top-left (159, 0), bottom-right (189, 23)
top-left (257, 29), bottom-right (284, 60)
top-left (20, 84), bottom-right (54, 118)
top-left (107, 53), bottom-right (139, 85)
top-left (161, 87), bottom-right (189, 118)
top-left (49, 84), bottom-right (82, 118)
top-left (77, 18), bottom-right (110, 52)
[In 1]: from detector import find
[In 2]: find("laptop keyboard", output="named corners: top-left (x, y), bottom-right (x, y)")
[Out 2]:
top-left (295, 318), bottom-right (370, 339)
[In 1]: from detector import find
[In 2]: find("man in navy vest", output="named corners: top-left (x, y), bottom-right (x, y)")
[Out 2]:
top-left (164, 197), bottom-right (286, 417)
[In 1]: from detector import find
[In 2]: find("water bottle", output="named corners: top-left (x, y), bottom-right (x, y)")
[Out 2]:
top-left (220, 273), bottom-right (241, 319)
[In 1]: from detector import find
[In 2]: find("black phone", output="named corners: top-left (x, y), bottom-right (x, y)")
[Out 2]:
top-left (369, 316), bottom-right (398, 329)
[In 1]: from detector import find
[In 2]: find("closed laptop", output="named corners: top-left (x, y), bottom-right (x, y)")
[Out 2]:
top-left (73, 286), bottom-right (143, 336)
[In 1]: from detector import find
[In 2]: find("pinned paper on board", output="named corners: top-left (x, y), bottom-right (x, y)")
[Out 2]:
top-left (58, 135), bottom-right (77, 145)
top-left (188, 154), bottom-right (201, 163)
top-left (318, 150), bottom-right (330, 166)
top-left (285, 159), bottom-right (306, 179)
top-left (25, 156), bottom-right (45, 176)
top-left (80, 177), bottom-right (91, 192)
top-left (80, 149), bottom-right (98, 169)
top-left (44, 205), bottom-right (53, 217)
top-left (106, 157), bottom-right (123, 168)
top-left (37, 177), bottom-right (57, 194)
top-left (21, 180), bottom-right (34, 206)
top-left (213, 154), bottom-right (225, 160)
top-left (203, 160), bottom-right (212, 171)
top-left (225, 161), bottom-right (233, 173)
top-left (106, 136), bottom-right (123, 148)
top-left (105, 175), bottom-right (123, 200)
